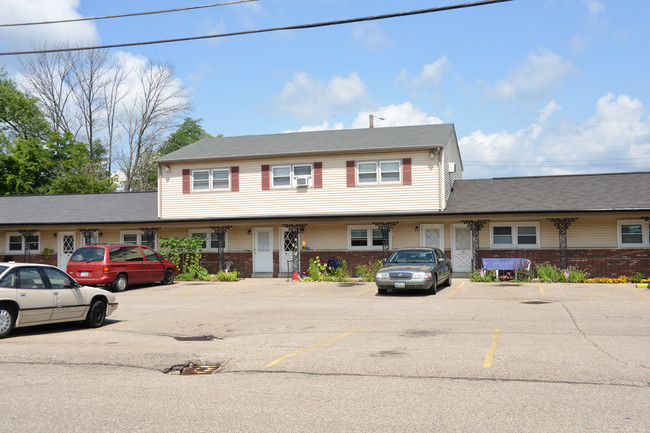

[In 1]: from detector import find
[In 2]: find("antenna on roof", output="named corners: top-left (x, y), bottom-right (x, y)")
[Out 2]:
top-left (369, 114), bottom-right (385, 128)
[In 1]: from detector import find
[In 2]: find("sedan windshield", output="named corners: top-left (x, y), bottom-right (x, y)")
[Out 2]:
top-left (388, 250), bottom-right (435, 264)
top-left (70, 247), bottom-right (105, 262)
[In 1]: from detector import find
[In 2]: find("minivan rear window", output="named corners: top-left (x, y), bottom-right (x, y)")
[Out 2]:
top-left (110, 246), bottom-right (143, 262)
top-left (70, 247), bottom-right (105, 262)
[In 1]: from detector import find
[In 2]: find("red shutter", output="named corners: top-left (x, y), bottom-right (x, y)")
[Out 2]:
top-left (261, 165), bottom-right (270, 190)
top-left (313, 162), bottom-right (322, 188)
top-left (182, 169), bottom-right (190, 194)
top-left (346, 161), bottom-right (355, 187)
top-left (231, 166), bottom-right (239, 192)
top-left (402, 158), bottom-right (412, 185)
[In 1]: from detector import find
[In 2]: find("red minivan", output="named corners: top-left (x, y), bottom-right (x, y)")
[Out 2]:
top-left (67, 244), bottom-right (178, 292)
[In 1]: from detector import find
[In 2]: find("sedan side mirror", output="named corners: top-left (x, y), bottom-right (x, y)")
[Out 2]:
top-left (438, 257), bottom-right (446, 262)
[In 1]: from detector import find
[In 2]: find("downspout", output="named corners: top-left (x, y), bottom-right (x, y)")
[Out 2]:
top-left (438, 148), bottom-right (444, 211)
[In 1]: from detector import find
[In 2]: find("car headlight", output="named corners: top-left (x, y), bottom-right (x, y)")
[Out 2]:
top-left (376, 272), bottom-right (389, 279)
top-left (412, 272), bottom-right (432, 279)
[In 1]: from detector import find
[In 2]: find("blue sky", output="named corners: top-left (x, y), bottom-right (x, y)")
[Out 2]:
top-left (1, 0), bottom-right (649, 179)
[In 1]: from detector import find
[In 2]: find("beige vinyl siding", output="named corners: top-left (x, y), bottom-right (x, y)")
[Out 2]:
top-left (159, 150), bottom-right (444, 220)
top-left (443, 134), bottom-right (463, 208)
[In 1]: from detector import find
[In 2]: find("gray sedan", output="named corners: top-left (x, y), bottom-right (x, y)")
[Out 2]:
top-left (375, 248), bottom-right (452, 295)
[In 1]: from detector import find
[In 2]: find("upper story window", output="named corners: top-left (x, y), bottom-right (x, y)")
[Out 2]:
top-left (272, 164), bottom-right (312, 188)
top-left (618, 220), bottom-right (649, 248)
top-left (490, 223), bottom-right (540, 249)
top-left (192, 169), bottom-right (230, 192)
top-left (357, 161), bottom-right (401, 185)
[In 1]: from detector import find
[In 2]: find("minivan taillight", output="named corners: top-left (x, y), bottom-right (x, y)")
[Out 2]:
top-left (103, 266), bottom-right (111, 274)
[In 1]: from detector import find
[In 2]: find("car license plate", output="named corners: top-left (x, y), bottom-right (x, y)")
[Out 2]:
top-left (394, 282), bottom-right (405, 288)
top-left (80, 271), bottom-right (90, 277)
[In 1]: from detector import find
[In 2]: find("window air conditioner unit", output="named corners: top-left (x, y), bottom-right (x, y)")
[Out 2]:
top-left (295, 176), bottom-right (310, 187)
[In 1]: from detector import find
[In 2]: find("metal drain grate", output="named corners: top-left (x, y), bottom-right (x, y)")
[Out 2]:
top-left (180, 364), bottom-right (220, 375)
top-left (173, 335), bottom-right (218, 341)
top-left (521, 300), bottom-right (551, 305)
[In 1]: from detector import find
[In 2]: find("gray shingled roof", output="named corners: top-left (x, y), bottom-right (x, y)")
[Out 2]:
top-left (444, 172), bottom-right (650, 214)
top-left (0, 192), bottom-right (158, 225)
top-left (157, 124), bottom-right (456, 163)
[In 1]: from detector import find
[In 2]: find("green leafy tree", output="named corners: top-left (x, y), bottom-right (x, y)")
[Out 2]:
top-left (0, 71), bottom-right (116, 195)
top-left (158, 117), bottom-right (213, 156)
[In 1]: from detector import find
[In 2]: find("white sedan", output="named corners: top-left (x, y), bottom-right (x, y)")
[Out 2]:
top-left (0, 262), bottom-right (118, 339)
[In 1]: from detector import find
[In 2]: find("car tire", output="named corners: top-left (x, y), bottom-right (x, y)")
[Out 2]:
top-left (428, 275), bottom-right (438, 295)
top-left (377, 288), bottom-right (388, 295)
top-left (0, 304), bottom-right (16, 339)
top-left (112, 274), bottom-right (128, 292)
top-left (446, 273), bottom-right (452, 287)
top-left (162, 269), bottom-right (175, 285)
top-left (85, 299), bottom-right (107, 328)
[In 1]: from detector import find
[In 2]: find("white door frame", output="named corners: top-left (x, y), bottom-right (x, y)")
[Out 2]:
top-left (57, 231), bottom-right (76, 270)
top-left (451, 224), bottom-right (472, 273)
top-left (419, 224), bottom-right (444, 250)
top-left (253, 228), bottom-right (274, 273)
top-left (279, 227), bottom-right (300, 274)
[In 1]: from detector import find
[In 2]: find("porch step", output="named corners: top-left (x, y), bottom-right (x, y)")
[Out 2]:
top-left (251, 273), bottom-right (274, 278)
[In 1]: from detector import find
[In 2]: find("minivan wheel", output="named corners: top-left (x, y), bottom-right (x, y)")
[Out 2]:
top-left (162, 269), bottom-right (175, 285)
top-left (0, 304), bottom-right (15, 339)
top-left (112, 274), bottom-right (128, 292)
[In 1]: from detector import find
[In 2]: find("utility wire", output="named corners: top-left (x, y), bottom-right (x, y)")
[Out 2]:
top-left (0, 0), bottom-right (513, 56)
top-left (0, 0), bottom-right (258, 28)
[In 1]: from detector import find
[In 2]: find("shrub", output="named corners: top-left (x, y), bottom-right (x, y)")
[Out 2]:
top-left (536, 263), bottom-right (588, 283)
top-left (159, 236), bottom-right (207, 279)
top-left (469, 269), bottom-right (498, 282)
top-left (303, 256), bottom-right (351, 282)
top-left (355, 260), bottom-right (383, 282)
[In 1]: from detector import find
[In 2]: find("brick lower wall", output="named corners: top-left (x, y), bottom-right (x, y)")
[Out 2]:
top-left (5, 249), bottom-right (648, 279)
top-left (480, 249), bottom-right (650, 277)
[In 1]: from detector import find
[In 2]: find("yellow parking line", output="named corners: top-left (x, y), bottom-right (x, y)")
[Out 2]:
top-left (362, 289), bottom-right (377, 297)
top-left (620, 283), bottom-right (649, 299)
top-left (483, 328), bottom-right (500, 368)
top-left (537, 282), bottom-right (546, 297)
top-left (449, 281), bottom-right (466, 297)
top-left (265, 327), bottom-right (361, 368)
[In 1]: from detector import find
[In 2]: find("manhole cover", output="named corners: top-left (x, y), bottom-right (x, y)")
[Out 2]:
top-left (173, 335), bottom-right (218, 341)
top-left (521, 300), bottom-right (551, 305)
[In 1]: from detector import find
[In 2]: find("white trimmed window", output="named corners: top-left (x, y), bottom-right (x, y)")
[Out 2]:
top-left (6, 232), bottom-right (40, 253)
top-left (272, 165), bottom-right (312, 188)
top-left (348, 226), bottom-right (388, 250)
top-left (617, 220), bottom-right (649, 248)
top-left (120, 231), bottom-right (157, 249)
top-left (189, 229), bottom-right (229, 251)
top-left (357, 160), bottom-right (401, 185)
top-left (490, 223), bottom-right (540, 249)
top-left (192, 168), bottom-right (230, 191)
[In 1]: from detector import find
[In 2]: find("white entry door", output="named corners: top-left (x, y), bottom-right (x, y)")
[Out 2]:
top-left (420, 224), bottom-right (444, 250)
top-left (57, 232), bottom-right (76, 270)
top-left (253, 228), bottom-right (273, 273)
top-left (279, 228), bottom-right (300, 274)
top-left (452, 225), bottom-right (472, 272)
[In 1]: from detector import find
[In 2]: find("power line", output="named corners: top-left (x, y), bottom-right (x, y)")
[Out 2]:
top-left (0, 0), bottom-right (514, 56)
top-left (0, 0), bottom-right (258, 28)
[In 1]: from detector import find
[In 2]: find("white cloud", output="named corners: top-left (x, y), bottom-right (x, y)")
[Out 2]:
top-left (284, 122), bottom-right (344, 133)
top-left (351, 23), bottom-right (392, 51)
top-left (459, 93), bottom-right (650, 179)
top-left (396, 56), bottom-right (451, 89)
top-left (351, 102), bottom-right (443, 129)
top-left (0, 0), bottom-right (98, 51)
top-left (583, 0), bottom-right (605, 14)
top-left (487, 50), bottom-right (573, 103)
top-left (276, 71), bottom-right (369, 121)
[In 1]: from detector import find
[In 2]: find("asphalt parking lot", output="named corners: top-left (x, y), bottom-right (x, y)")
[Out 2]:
top-left (1, 278), bottom-right (648, 432)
